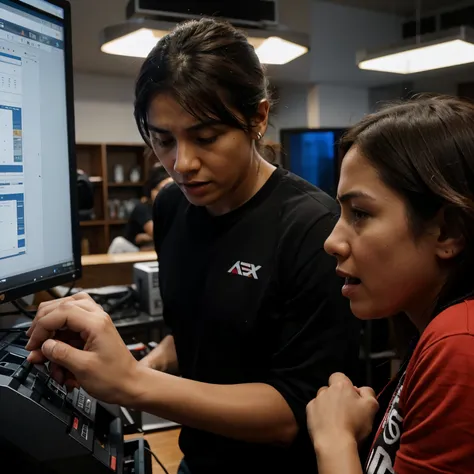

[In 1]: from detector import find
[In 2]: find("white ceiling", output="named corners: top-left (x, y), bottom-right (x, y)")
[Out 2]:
top-left (70, 0), bottom-right (142, 77)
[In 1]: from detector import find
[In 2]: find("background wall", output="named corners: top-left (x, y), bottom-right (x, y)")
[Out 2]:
top-left (73, 76), bottom-right (370, 144)
top-left (74, 73), bottom-right (141, 144)
top-left (72, 1), bottom-right (474, 145)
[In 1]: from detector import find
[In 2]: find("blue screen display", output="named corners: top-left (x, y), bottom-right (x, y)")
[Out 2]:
top-left (284, 130), bottom-right (342, 197)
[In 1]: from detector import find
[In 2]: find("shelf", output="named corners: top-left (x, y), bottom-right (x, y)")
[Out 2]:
top-left (80, 220), bottom-right (107, 226)
top-left (75, 142), bottom-right (148, 255)
top-left (108, 182), bottom-right (144, 187)
top-left (109, 220), bottom-right (128, 225)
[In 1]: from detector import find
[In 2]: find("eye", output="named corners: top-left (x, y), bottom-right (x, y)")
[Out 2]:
top-left (350, 208), bottom-right (370, 223)
top-left (154, 137), bottom-right (175, 148)
top-left (196, 135), bottom-right (218, 146)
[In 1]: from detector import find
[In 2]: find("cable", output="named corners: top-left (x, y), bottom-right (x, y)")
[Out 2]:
top-left (11, 300), bottom-right (36, 320)
top-left (0, 311), bottom-right (22, 318)
top-left (144, 446), bottom-right (169, 474)
top-left (65, 281), bottom-right (75, 297)
top-left (46, 280), bottom-right (76, 300)
top-left (102, 288), bottom-right (135, 314)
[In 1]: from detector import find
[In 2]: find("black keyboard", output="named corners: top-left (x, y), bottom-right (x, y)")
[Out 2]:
top-left (0, 332), bottom-right (20, 352)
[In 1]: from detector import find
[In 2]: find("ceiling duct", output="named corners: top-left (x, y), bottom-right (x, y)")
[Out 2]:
top-left (100, 0), bottom-right (309, 65)
top-left (126, 0), bottom-right (279, 28)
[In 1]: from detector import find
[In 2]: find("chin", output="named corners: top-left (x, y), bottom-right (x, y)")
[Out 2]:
top-left (350, 301), bottom-right (393, 321)
top-left (182, 194), bottom-right (207, 206)
top-left (182, 186), bottom-right (226, 210)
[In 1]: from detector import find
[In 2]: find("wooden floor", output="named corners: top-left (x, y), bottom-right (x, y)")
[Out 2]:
top-left (126, 428), bottom-right (183, 474)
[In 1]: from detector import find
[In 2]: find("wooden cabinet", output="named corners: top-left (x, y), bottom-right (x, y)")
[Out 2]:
top-left (76, 143), bottom-right (152, 254)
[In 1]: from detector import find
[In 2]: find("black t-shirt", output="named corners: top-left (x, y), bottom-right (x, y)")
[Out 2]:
top-left (124, 202), bottom-right (153, 246)
top-left (153, 167), bottom-right (361, 474)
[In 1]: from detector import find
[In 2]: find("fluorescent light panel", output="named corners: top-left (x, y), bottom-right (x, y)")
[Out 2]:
top-left (358, 35), bottom-right (474, 74)
top-left (101, 28), bottom-right (308, 65)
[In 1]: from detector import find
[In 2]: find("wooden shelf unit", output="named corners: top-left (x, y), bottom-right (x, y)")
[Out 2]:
top-left (76, 143), bottom-right (152, 255)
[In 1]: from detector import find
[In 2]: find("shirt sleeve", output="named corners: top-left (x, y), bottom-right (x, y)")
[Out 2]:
top-left (263, 212), bottom-right (361, 428)
top-left (395, 333), bottom-right (474, 473)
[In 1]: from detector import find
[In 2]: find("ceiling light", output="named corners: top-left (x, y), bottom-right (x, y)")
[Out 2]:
top-left (357, 26), bottom-right (474, 74)
top-left (100, 20), bottom-right (309, 65)
top-left (101, 28), bottom-right (164, 58)
top-left (250, 36), bottom-right (308, 65)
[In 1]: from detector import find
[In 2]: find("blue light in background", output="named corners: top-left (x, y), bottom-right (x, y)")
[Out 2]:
top-left (288, 131), bottom-right (337, 197)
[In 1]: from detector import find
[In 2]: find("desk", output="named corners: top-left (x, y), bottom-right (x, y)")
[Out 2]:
top-left (115, 312), bottom-right (166, 345)
top-left (79, 251), bottom-right (157, 288)
top-left (126, 428), bottom-right (182, 474)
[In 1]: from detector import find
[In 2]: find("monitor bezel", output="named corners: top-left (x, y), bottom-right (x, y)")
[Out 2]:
top-left (0, 0), bottom-right (82, 305)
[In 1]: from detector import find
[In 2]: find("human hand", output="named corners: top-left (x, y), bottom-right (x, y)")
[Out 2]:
top-left (135, 233), bottom-right (153, 245)
top-left (306, 373), bottom-right (379, 450)
top-left (25, 292), bottom-right (141, 406)
top-left (137, 355), bottom-right (155, 370)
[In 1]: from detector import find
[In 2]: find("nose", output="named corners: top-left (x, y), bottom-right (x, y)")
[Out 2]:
top-left (324, 217), bottom-right (350, 260)
top-left (173, 141), bottom-right (200, 176)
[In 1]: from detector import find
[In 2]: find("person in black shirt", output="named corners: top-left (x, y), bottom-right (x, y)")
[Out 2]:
top-left (124, 164), bottom-right (172, 249)
top-left (25, 18), bottom-right (360, 474)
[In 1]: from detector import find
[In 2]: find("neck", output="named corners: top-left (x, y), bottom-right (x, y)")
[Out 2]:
top-left (206, 153), bottom-right (276, 216)
top-left (406, 279), bottom-right (446, 333)
top-left (407, 310), bottom-right (433, 334)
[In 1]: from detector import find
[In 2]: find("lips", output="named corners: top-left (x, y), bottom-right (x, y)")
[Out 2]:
top-left (182, 181), bottom-right (210, 187)
top-left (336, 269), bottom-right (361, 283)
top-left (345, 276), bottom-right (361, 285)
top-left (180, 181), bottom-right (212, 197)
top-left (337, 268), bottom-right (362, 298)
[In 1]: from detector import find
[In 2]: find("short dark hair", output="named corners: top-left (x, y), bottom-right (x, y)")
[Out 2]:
top-left (134, 17), bottom-right (276, 159)
top-left (143, 165), bottom-right (169, 198)
top-left (340, 94), bottom-right (474, 314)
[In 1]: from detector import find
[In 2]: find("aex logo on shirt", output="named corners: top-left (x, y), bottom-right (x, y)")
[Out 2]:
top-left (228, 261), bottom-right (262, 280)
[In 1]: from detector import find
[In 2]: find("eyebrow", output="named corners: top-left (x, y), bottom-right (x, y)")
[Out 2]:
top-left (148, 120), bottom-right (221, 134)
top-left (337, 191), bottom-right (375, 203)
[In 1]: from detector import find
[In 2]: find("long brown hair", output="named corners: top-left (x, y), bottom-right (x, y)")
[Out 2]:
top-left (340, 94), bottom-right (474, 318)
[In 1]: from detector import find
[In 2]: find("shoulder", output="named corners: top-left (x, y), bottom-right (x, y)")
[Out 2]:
top-left (403, 299), bottom-right (474, 394)
top-left (273, 168), bottom-right (340, 248)
top-left (415, 299), bottom-right (474, 357)
top-left (395, 300), bottom-right (474, 472)
top-left (276, 168), bottom-right (339, 220)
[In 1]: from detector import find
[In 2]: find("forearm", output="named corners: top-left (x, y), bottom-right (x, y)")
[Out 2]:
top-left (314, 436), bottom-right (363, 474)
top-left (141, 335), bottom-right (179, 373)
top-left (124, 368), bottom-right (298, 445)
top-left (135, 233), bottom-right (153, 245)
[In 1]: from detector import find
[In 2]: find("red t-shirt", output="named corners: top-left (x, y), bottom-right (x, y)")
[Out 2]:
top-left (366, 299), bottom-right (474, 473)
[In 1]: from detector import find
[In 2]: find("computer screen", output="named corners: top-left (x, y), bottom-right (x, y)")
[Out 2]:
top-left (280, 128), bottom-right (346, 198)
top-left (0, 0), bottom-right (80, 303)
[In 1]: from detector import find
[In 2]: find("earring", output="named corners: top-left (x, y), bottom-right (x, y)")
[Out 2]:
top-left (256, 132), bottom-right (263, 141)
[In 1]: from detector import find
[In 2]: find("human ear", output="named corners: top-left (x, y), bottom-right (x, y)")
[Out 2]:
top-left (434, 206), bottom-right (465, 260)
top-left (251, 99), bottom-right (270, 139)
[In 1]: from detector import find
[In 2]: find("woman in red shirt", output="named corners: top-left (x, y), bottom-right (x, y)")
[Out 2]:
top-left (307, 94), bottom-right (474, 473)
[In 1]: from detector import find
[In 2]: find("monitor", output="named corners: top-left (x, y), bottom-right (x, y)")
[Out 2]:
top-left (280, 128), bottom-right (346, 198)
top-left (0, 0), bottom-right (80, 304)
